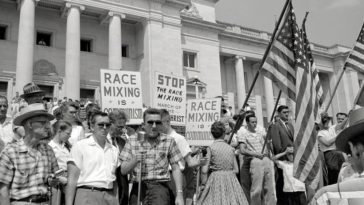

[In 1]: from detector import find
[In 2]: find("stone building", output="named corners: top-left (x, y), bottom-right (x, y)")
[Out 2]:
top-left (0, 0), bottom-right (362, 126)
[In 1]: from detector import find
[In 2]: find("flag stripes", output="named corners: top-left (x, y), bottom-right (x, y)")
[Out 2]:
top-left (262, 6), bottom-right (296, 101)
top-left (345, 22), bottom-right (364, 74)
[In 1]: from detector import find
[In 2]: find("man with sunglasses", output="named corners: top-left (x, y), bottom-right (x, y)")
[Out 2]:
top-left (120, 108), bottom-right (184, 205)
top-left (0, 103), bottom-right (60, 205)
top-left (66, 111), bottom-right (120, 205)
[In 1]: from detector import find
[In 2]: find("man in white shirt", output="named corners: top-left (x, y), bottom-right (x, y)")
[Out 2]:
top-left (160, 109), bottom-right (201, 204)
top-left (66, 111), bottom-right (119, 205)
top-left (238, 114), bottom-right (276, 205)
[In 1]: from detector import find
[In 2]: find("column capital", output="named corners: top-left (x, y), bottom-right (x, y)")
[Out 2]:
top-left (100, 11), bottom-right (126, 25)
top-left (235, 55), bottom-right (246, 61)
top-left (108, 11), bottom-right (126, 19)
top-left (16, 0), bottom-right (40, 11)
top-left (62, 2), bottom-right (85, 17)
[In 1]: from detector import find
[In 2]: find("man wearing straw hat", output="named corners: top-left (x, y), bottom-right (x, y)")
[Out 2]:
top-left (20, 82), bottom-right (45, 104)
top-left (312, 107), bottom-right (364, 204)
top-left (0, 103), bottom-right (60, 205)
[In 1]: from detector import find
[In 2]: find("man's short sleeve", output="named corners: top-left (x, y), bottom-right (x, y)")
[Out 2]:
top-left (70, 142), bottom-right (83, 169)
top-left (168, 139), bottom-right (183, 165)
top-left (173, 134), bottom-right (192, 158)
top-left (119, 140), bottom-right (133, 162)
top-left (0, 149), bottom-right (15, 185)
top-left (237, 127), bottom-right (248, 144)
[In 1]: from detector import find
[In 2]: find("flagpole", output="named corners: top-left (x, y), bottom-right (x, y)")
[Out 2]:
top-left (324, 67), bottom-right (346, 113)
top-left (261, 90), bottom-right (282, 154)
top-left (227, 0), bottom-right (291, 144)
top-left (352, 84), bottom-right (364, 109)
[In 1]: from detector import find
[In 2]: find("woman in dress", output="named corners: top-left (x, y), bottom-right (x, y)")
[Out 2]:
top-left (198, 121), bottom-right (248, 205)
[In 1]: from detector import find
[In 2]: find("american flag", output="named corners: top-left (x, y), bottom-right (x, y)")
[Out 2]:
top-left (261, 2), bottom-right (296, 101)
top-left (262, 2), bottom-right (321, 188)
top-left (293, 18), bottom-right (322, 189)
top-left (345, 22), bottom-right (364, 74)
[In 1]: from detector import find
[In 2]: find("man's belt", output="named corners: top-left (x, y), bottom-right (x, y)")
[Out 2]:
top-left (78, 185), bottom-right (113, 192)
top-left (10, 194), bottom-right (49, 203)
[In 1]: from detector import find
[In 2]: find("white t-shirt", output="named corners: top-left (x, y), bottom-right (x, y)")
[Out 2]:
top-left (169, 129), bottom-right (192, 170)
top-left (0, 117), bottom-right (15, 145)
top-left (49, 140), bottom-right (71, 171)
top-left (318, 128), bottom-right (336, 152)
top-left (68, 125), bottom-right (85, 146)
top-left (70, 136), bottom-right (120, 189)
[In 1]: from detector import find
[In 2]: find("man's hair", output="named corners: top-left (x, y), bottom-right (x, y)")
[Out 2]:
top-left (277, 105), bottom-right (289, 113)
top-left (52, 120), bottom-right (72, 133)
top-left (143, 108), bottom-right (161, 122)
top-left (245, 110), bottom-right (255, 116)
top-left (60, 102), bottom-right (79, 114)
top-left (108, 110), bottom-right (128, 124)
top-left (211, 121), bottom-right (225, 139)
top-left (160, 109), bottom-right (171, 121)
top-left (0, 95), bottom-right (8, 104)
top-left (336, 112), bottom-right (348, 118)
top-left (90, 111), bottom-right (109, 125)
top-left (245, 114), bottom-right (256, 123)
top-left (346, 135), bottom-right (364, 154)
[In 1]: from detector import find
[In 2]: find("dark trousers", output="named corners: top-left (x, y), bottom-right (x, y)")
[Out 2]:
top-left (115, 167), bottom-right (129, 205)
top-left (129, 181), bottom-right (171, 205)
top-left (239, 156), bottom-right (251, 204)
top-left (324, 150), bottom-right (345, 185)
top-left (276, 168), bottom-right (307, 205)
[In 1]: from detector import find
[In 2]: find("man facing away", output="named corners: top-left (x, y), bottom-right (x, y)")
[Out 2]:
top-left (160, 109), bottom-right (203, 205)
top-left (238, 114), bottom-right (276, 205)
top-left (66, 111), bottom-right (119, 205)
top-left (120, 108), bottom-right (184, 205)
top-left (0, 103), bottom-right (60, 205)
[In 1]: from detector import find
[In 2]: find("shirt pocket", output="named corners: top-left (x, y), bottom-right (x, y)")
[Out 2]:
top-left (13, 166), bottom-right (30, 186)
top-left (154, 151), bottom-right (168, 169)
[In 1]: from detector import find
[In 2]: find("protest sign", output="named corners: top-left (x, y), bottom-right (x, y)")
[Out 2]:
top-left (154, 72), bottom-right (186, 126)
top-left (186, 98), bottom-right (221, 146)
top-left (100, 69), bottom-right (143, 124)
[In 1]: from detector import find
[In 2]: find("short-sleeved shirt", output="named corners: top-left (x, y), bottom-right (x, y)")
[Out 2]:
top-left (68, 125), bottom-right (85, 145)
top-left (0, 117), bottom-right (15, 145)
top-left (49, 140), bottom-right (71, 171)
top-left (318, 128), bottom-right (336, 152)
top-left (119, 133), bottom-right (183, 182)
top-left (0, 140), bottom-right (59, 199)
top-left (169, 130), bottom-right (192, 170)
top-left (70, 136), bottom-right (120, 189)
top-left (237, 125), bottom-right (266, 154)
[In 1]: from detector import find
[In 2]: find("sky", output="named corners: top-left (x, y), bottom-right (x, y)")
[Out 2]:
top-left (216, 0), bottom-right (364, 47)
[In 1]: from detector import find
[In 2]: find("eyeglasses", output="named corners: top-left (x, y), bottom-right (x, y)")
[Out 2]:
top-left (31, 120), bottom-right (50, 126)
top-left (96, 123), bottom-right (111, 129)
top-left (146, 120), bottom-right (162, 126)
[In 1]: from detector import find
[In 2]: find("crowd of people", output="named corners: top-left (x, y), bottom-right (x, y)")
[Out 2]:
top-left (0, 82), bottom-right (363, 205)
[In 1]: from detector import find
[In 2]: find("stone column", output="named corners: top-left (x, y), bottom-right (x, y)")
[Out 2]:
top-left (263, 76), bottom-right (275, 120)
top-left (235, 56), bottom-right (246, 109)
top-left (108, 12), bottom-right (125, 70)
top-left (15, 0), bottom-right (38, 93)
top-left (65, 3), bottom-right (84, 100)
